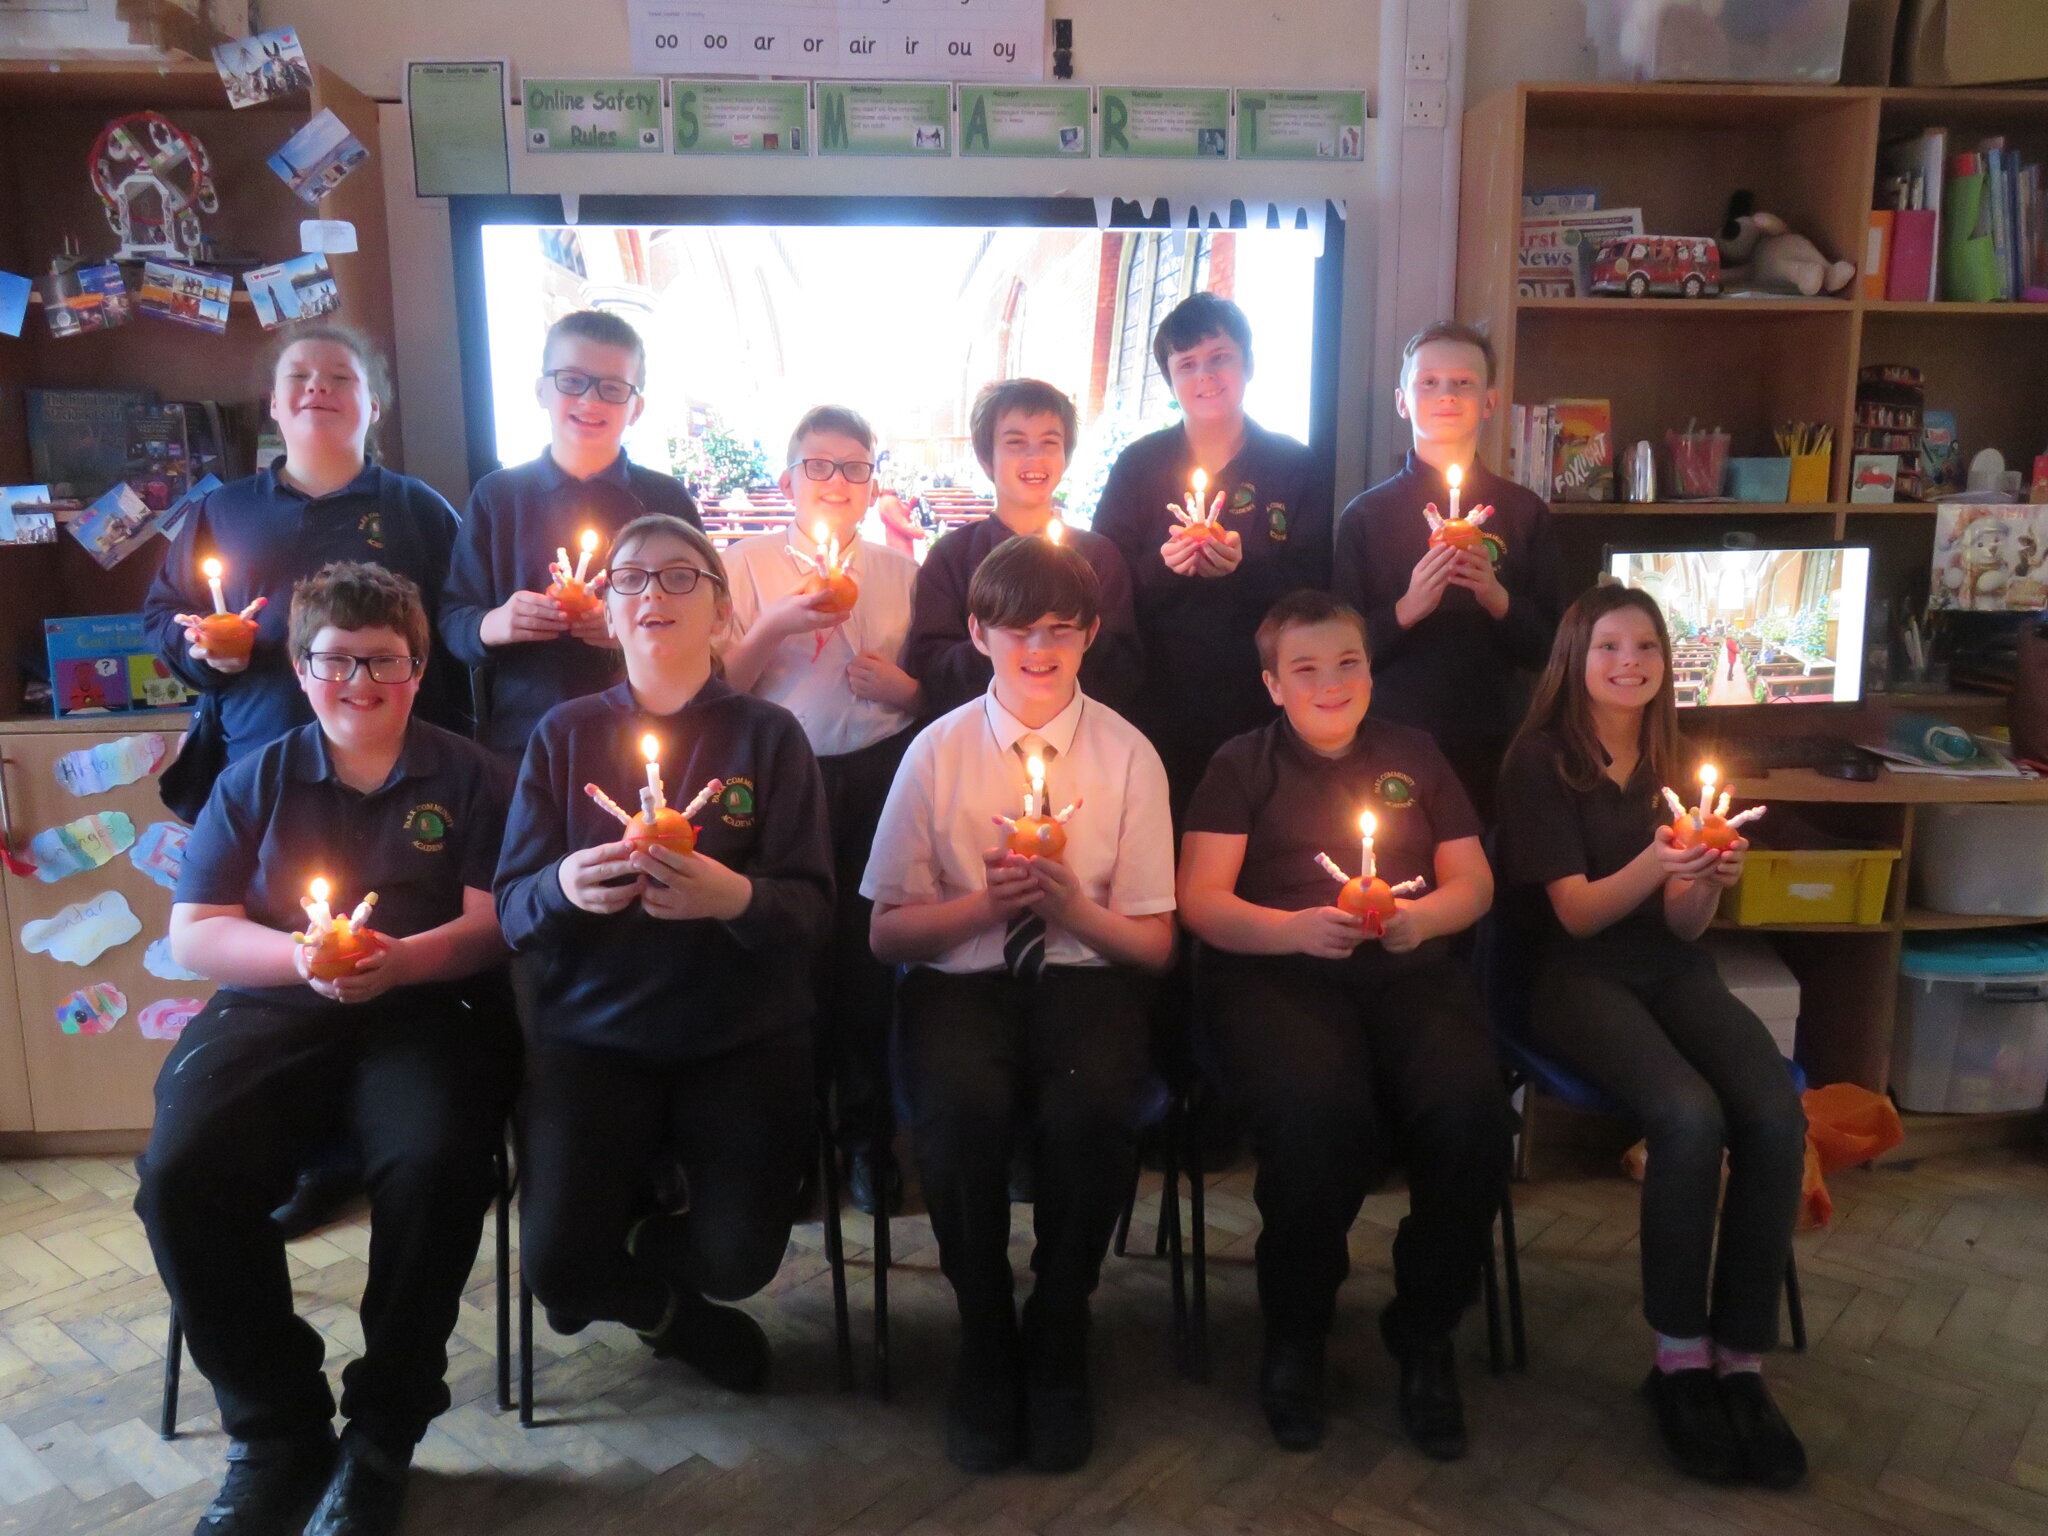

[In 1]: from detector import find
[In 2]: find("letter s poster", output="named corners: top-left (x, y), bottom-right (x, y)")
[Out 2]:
top-left (631, 1), bottom-right (1044, 82)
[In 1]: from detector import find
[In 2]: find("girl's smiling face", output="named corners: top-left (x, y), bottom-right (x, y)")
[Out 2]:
top-left (1584, 605), bottom-right (1667, 713)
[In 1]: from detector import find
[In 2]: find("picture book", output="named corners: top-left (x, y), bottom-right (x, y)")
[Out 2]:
top-left (1932, 502), bottom-right (2048, 612)
top-left (124, 403), bottom-right (191, 512)
top-left (1550, 398), bottom-right (1614, 503)
top-left (27, 388), bottom-right (158, 501)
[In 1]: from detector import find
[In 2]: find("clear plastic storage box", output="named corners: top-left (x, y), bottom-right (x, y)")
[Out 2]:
top-left (1893, 934), bottom-right (2048, 1114)
top-left (1583, 0), bottom-right (1851, 83)
top-left (1910, 804), bottom-right (2048, 918)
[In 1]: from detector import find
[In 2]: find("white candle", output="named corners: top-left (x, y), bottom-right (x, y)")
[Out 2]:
top-left (345, 891), bottom-right (378, 930)
top-left (679, 777), bottom-right (724, 821)
top-left (1446, 463), bottom-right (1463, 522)
top-left (555, 545), bottom-right (572, 578)
top-left (202, 558), bottom-right (226, 615)
top-left (1026, 753), bottom-right (1045, 819)
top-left (1697, 764), bottom-right (1718, 822)
top-left (641, 733), bottom-right (665, 811)
top-left (813, 520), bottom-right (831, 568)
top-left (1047, 518), bottom-right (1065, 545)
top-left (1190, 467), bottom-right (1210, 523)
top-left (307, 877), bottom-right (332, 931)
top-left (1358, 810), bottom-right (1377, 882)
top-left (572, 529), bottom-right (597, 584)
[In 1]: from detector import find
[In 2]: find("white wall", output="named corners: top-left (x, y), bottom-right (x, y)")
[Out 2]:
top-left (1465, 0), bottom-right (1599, 105)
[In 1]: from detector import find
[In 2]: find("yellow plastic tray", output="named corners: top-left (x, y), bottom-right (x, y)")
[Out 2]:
top-left (1720, 847), bottom-right (1900, 926)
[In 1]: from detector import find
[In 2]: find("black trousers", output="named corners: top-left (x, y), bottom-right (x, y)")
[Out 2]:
top-left (895, 966), bottom-right (1157, 1334)
top-left (135, 988), bottom-right (519, 1448)
top-left (1205, 951), bottom-right (1514, 1341)
top-left (817, 726), bottom-right (915, 1150)
top-left (519, 1032), bottom-right (813, 1332)
top-left (1529, 946), bottom-right (1805, 1350)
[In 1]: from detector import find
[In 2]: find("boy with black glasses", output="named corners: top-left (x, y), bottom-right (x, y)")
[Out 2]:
top-left (721, 406), bottom-right (922, 1213)
top-left (441, 309), bottom-right (703, 758)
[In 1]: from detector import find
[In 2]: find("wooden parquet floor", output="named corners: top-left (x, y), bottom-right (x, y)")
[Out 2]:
top-left (1, 1148), bottom-right (2047, 1535)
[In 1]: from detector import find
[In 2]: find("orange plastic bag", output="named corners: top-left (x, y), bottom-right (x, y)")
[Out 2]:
top-left (1797, 1082), bottom-right (1903, 1229)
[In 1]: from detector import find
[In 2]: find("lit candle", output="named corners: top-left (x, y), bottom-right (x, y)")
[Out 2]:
top-left (813, 520), bottom-right (832, 568)
top-left (306, 876), bottom-right (332, 931)
top-left (1191, 467), bottom-right (1209, 523)
top-left (1697, 763), bottom-right (1718, 822)
top-left (1446, 463), bottom-right (1463, 522)
top-left (1359, 809), bottom-right (1377, 882)
top-left (1026, 753), bottom-right (1045, 819)
top-left (202, 557), bottom-right (226, 615)
top-left (641, 733), bottom-right (665, 811)
top-left (572, 528), bottom-right (597, 584)
top-left (1047, 517), bottom-right (1065, 546)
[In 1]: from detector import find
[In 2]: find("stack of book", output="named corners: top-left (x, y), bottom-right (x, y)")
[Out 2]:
top-left (1509, 398), bottom-right (1614, 502)
top-left (1517, 191), bottom-right (1644, 299)
top-left (1871, 126), bottom-right (2048, 303)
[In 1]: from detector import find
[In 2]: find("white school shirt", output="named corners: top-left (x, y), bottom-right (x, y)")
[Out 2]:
top-left (722, 523), bottom-right (921, 759)
top-left (861, 687), bottom-right (1177, 974)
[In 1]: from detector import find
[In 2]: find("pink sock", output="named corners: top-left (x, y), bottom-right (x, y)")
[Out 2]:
top-left (1655, 1334), bottom-right (1712, 1374)
top-left (1714, 1345), bottom-right (1763, 1376)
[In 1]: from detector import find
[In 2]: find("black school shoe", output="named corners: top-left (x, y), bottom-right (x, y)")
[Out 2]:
top-left (1642, 1367), bottom-right (1744, 1485)
top-left (639, 1289), bottom-right (771, 1392)
top-left (946, 1329), bottom-right (1025, 1473)
top-left (193, 1429), bottom-right (337, 1536)
top-left (1022, 1297), bottom-right (1093, 1474)
top-left (1379, 1306), bottom-right (1468, 1461)
top-left (1718, 1372), bottom-right (1808, 1489)
top-left (303, 1431), bottom-right (410, 1536)
top-left (1259, 1333), bottom-right (1327, 1453)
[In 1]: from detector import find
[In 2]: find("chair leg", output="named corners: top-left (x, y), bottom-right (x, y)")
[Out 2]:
top-left (1111, 1160), bottom-right (1139, 1258)
top-left (1784, 1251), bottom-right (1807, 1353)
top-left (1500, 1186), bottom-right (1527, 1372)
top-left (159, 1311), bottom-right (183, 1441)
top-left (872, 1198), bottom-right (893, 1402)
top-left (1161, 1108), bottom-right (1187, 1374)
top-left (1481, 1241), bottom-right (1505, 1376)
top-left (518, 1279), bottom-right (535, 1428)
top-left (494, 1142), bottom-right (513, 1414)
top-left (1186, 1134), bottom-right (1210, 1384)
top-left (816, 1106), bottom-right (856, 1393)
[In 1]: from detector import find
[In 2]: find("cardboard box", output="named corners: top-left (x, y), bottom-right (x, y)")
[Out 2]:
top-left (1900, 1), bottom-right (2048, 85)
top-left (45, 614), bottom-right (193, 719)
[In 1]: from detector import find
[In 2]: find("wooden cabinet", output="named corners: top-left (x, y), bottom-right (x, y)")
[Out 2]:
top-left (0, 716), bottom-right (213, 1138)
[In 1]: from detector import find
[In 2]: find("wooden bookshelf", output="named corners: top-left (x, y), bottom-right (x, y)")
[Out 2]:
top-left (0, 59), bottom-right (399, 717)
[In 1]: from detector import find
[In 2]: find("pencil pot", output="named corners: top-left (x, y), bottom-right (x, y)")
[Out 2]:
top-left (1787, 451), bottom-right (1831, 504)
top-left (1665, 429), bottom-right (1730, 499)
top-left (1729, 457), bottom-right (1793, 503)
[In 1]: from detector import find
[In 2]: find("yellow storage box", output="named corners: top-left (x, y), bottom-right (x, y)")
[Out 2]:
top-left (1720, 847), bottom-right (1900, 926)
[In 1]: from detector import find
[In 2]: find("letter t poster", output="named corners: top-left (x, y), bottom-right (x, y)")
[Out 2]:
top-left (630, 0), bottom-right (1045, 81)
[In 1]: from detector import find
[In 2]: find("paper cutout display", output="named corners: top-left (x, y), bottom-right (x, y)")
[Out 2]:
top-left (30, 811), bottom-right (136, 882)
top-left (138, 997), bottom-right (202, 1041)
top-left (57, 983), bottom-right (127, 1036)
top-left (56, 733), bottom-right (167, 796)
top-left (146, 936), bottom-right (205, 981)
top-left (24, 891), bottom-right (142, 966)
top-left (128, 821), bottom-right (188, 888)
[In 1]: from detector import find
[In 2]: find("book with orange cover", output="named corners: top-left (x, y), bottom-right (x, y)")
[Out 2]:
top-left (1551, 398), bottom-right (1614, 503)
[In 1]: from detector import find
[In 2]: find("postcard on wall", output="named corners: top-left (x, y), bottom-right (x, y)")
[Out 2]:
top-left (61, 484), bottom-right (163, 570)
top-left (138, 261), bottom-right (232, 333)
top-left (1, 485), bottom-right (58, 546)
top-left (0, 269), bottom-right (27, 338)
top-left (245, 253), bottom-right (339, 328)
top-left (406, 60), bottom-right (511, 195)
top-left (213, 27), bottom-right (312, 109)
top-left (39, 262), bottom-right (131, 337)
top-left (269, 109), bottom-right (371, 204)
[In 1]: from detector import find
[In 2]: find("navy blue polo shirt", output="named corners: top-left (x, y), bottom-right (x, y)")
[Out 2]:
top-left (1186, 714), bottom-right (1480, 967)
top-left (1333, 453), bottom-right (1561, 750)
top-left (176, 719), bottom-right (511, 1010)
top-left (143, 461), bottom-right (465, 764)
top-left (440, 451), bottom-right (703, 756)
top-left (1091, 419), bottom-right (1333, 800)
top-left (901, 515), bottom-right (1143, 718)
top-left (494, 677), bottom-right (833, 1063)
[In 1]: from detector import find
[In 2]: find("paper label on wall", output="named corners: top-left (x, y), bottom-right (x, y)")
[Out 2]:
top-left (146, 936), bottom-right (206, 981)
top-left (138, 997), bottom-right (203, 1041)
top-left (524, 79), bottom-right (664, 154)
top-left (631, 0), bottom-right (1043, 82)
top-left (30, 811), bottom-right (136, 882)
top-left (406, 61), bottom-right (511, 196)
top-left (55, 733), bottom-right (166, 796)
top-left (1234, 91), bottom-right (1365, 161)
top-left (24, 891), bottom-right (142, 966)
top-left (817, 82), bottom-right (951, 157)
top-left (57, 984), bottom-right (126, 1036)
top-left (671, 80), bottom-right (808, 155)
top-left (958, 86), bottom-right (1090, 158)
top-left (129, 822), bottom-right (189, 889)
top-left (1097, 89), bottom-right (1230, 160)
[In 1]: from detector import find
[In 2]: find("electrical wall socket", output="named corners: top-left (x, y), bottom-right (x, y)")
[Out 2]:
top-left (1405, 44), bottom-right (1448, 79)
top-left (1403, 84), bottom-right (1447, 128)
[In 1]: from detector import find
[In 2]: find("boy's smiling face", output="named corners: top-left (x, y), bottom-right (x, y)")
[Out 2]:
top-left (1395, 338), bottom-right (1496, 450)
top-left (1264, 617), bottom-right (1372, 751)
top-left (780, 427), bottom-right (875, 546)
top-left (295, 623), bottom-right (418, 752)
top-left (971, 609), bottom-right (1097, 718)
top-left (1166, 331), bottom-right (1251, 431)
top-left (989, 409), bottom-right (1069, 519)
top-left (538, 334), bottom-right (645, 463)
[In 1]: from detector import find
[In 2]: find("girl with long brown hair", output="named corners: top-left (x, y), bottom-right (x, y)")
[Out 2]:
top-left (1496, 583), bottom-right (1808, 1490)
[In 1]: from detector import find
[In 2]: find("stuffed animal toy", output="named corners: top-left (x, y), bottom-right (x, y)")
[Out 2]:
top-left (1717, 190), bottom-right (1855, 296)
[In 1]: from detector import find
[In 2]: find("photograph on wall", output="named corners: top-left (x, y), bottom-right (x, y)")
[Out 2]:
top-left (268, 108), bottom-right (371, 204)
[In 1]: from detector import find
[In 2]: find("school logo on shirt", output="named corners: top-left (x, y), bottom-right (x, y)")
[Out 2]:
top-left (1374, 772), bottom-right (1418, 809)
top-left (718, 777), bottom-right (757, 828)
top-left (404, 802), bottom-right (451, 852)
top-left (1266, 502), bottom-right (1290, 542)
top-left (358, 510), bottom-right (386, 550)
top-left (1227, 482), bottom-right (1257, 516)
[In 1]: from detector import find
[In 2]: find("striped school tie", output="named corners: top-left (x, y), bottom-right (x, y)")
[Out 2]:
top-left (1003, 737), bottom-right (1050, 983)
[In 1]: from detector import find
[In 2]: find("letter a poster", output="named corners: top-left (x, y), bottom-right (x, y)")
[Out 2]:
top-left (629, 0), bottom-right (1044, 82)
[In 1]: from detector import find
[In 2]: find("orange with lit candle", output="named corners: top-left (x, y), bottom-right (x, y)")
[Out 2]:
top-left (176, 557), bottom-right (263, 664)
top-left (1170, 467), bottom-right (1224, 543)
top-left (584, 735), bottom-right (724, 860)
top-left (1314, 811), bottom-right (1428, 935)
top-left (296, 877), bottom-right (377, 979)
top-left (994, 753), bottom-right (1080, 861)
top-left (1662, 763), bottom-right (1767, 852)
top-left (798, 521), bottom-right (859, 614)
top-left (1424, 464), bottom-right (1500, 558)
top-left (547, 529), bottom-right (604, 619)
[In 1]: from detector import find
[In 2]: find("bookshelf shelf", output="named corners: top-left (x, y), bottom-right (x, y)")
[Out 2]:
top-left (1517, 296), bottom-right (1851, 314)
top-left (1547, 501), bottom-right (1845, 516)
top-left (1860, 301), bottom-right (2048, 316)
